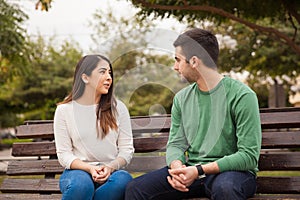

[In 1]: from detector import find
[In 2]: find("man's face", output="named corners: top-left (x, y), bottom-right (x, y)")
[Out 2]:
top-left (174, 46), bottom-right (193, 82)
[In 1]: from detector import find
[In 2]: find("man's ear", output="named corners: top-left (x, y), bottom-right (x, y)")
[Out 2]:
top-left (190, 56), bottom-right (199, 68)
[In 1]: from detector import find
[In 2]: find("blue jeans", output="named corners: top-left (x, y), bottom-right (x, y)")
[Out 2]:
top-left (125, 166), bottom-right (256, 200)
top-left (60, 169), bottom-right (132, 200)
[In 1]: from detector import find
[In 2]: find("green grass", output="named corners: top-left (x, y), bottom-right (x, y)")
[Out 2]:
top-left (257, 171), bottom-right (300, 176)
top-left (1, 138), bottom-right (32, 146)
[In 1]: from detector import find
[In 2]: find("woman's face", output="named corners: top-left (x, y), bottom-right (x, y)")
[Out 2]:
top-left (87, 60), bottom-right (112, 97)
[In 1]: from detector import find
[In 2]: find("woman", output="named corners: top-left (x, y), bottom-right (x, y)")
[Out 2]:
top-left (54, 54), bottom-right (134, 200)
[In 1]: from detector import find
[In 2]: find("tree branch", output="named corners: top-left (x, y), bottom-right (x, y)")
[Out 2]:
top-left (134, 0), bottom-right (300, 55)
top-left (282, 0), bottom-right (300, 25)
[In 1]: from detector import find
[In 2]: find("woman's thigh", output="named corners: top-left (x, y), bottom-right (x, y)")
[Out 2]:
top-left (59, 169), bottom-right (95, 200)
top-left (94, 170), bottom-right (132, 200)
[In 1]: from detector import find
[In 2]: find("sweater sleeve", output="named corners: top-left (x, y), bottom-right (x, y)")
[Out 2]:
top-left (54, 105), bottom-right (78, 169)
top-left (166, 95), bottom-right (189, 166)
top-left (216, 92), bottom-right (262, 172)
top-left (107, 100), bottom-right (134, 169)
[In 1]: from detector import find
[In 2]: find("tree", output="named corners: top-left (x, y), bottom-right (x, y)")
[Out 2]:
top-left (0, 0), bottom-right (28, 81)
top-left (0, 35), bottom-right (82, 127)
top-left (130, 0), bottom-right (300, 56)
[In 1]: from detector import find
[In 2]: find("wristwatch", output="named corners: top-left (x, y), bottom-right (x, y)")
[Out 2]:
top-left (195, 164), bottom-right (206, 179)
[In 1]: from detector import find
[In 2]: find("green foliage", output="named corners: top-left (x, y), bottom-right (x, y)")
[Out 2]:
top-left (0, 35), bottom-right (82, 127)
top-left (131, 0), bottom-right (300, 69)
top-left (215, 20), bottom-right (300, 78)
top-left (133, 0), bottom-right (293, 23)
top-left (0, 0), bottom-right (28, 80)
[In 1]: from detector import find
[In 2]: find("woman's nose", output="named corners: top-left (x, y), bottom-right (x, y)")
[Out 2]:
top-left (106, 72), bottom-right (112, 80)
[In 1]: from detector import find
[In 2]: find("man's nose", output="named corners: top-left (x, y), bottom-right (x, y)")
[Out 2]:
top-left (173, 62), bottom-right (179, 71)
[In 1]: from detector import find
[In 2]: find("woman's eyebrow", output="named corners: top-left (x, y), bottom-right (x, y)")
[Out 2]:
top-left (98, 66), bottom-right (109, 70)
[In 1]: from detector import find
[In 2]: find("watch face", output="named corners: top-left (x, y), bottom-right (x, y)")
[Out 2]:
top-left (198, 174), bottom-right (206, 179)
top-left (196, 164), bottom-right (204, 175)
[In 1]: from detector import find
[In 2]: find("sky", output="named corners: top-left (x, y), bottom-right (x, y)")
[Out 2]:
top-left (12, 0), bottom-right (185, 54)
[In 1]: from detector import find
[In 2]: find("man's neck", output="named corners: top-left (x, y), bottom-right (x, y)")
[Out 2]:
top-left (196, 67), bottom-right (223, 92)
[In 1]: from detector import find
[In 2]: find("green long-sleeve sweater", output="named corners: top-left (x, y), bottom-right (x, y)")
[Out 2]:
top-left (166, 76), bottom-right (262, 175)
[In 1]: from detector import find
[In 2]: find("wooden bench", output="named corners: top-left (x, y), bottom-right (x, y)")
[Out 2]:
top-left (0, 107), bottom-right (300, 199)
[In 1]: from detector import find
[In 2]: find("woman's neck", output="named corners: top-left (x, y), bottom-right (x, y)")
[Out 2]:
top-left (76, 89), bottom-right (100, 105)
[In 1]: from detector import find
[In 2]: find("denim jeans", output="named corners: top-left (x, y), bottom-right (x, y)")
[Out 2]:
top-left (125, 166), bottom-right (256, 200)
top-left (60, 169), bottom-right (132, 200)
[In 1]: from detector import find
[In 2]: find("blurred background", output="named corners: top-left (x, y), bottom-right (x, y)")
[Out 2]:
top-left (0, 0), bottom-right (299, 145)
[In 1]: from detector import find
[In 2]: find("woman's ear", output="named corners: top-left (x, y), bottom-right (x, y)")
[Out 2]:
top-left (81, 74), bottom-right (89, 84)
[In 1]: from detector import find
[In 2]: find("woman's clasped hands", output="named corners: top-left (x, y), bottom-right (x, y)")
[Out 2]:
top-left (90, 165), bottom-right (114, 184)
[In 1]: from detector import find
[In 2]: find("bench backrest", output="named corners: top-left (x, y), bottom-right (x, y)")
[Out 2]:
top-left (2, 107), bottom-right (300, 194)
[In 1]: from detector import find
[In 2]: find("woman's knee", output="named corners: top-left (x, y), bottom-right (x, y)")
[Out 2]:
top-left (110, 170), bottom-right (133, 188)
top-left (60, 170), bottom-right (94, 200)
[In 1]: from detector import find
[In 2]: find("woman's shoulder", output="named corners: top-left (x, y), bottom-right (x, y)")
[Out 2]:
top-left (55, 101), bottom-right (73, 112)
top-left (116, 99), bottom-right (127, 110)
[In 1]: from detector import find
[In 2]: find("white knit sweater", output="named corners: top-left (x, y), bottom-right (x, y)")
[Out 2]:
top-left (53, 100), bottom-right (134, 169)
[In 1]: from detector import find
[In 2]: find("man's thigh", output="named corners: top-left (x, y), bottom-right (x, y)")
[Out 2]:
top-left (205, 171), bottom-right (256, 199)
top-left (126, 166), bottom-right (206, 200)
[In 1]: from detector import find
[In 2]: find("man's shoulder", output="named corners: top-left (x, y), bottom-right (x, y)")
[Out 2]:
top-left (223, 76), bottom-right (255, 94)
top-left (176, 83), bottom-right (197, 97)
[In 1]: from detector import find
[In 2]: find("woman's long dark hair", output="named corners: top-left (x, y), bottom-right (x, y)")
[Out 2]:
top-left (58, 54), bottom-right (117, 139)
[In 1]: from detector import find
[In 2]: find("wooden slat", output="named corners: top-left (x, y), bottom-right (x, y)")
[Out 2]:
top-left (256, 176), bottom-right (300, 194)
top-left (133, 136), bottom-right (168, 152)
top-left (7, 152), bottom-right (300, 176)
top-left (12, 131), bottom-right (300, 157)
top-left (12, 136), bottom-right (168, 157)
top-left (12, 142), bottom-right (56, 157)
top-left (262, 131), bottom-right (300, 148)
top-left (260, 107), bottom-right (300, 113)
top-left (16, 124), bottom-right (54, 139)
top-left (0, 179), bottom-right (60, 193)
top-left (0, 193), bottom-right (62, 200)
top-left (125, 156), bottom-right (166, 172)
top-left (250, 194), bottom-right (300, 200)
top-left (131, 115), bottom-right (171, 133)
top-left (24, 120), bottom-right (53, 125)
top-left (6, 160), bottom-right (63, 175)
top-left (260, 111), bottom-right (300, 129)
top-left (258, 152), bottom-right (300, 170)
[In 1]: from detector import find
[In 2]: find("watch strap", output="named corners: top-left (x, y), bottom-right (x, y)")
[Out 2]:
top-left (196, 164), bottom-right (206, 179)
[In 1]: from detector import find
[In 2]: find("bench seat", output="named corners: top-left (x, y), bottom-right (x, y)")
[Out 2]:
top-left (1, 107), bottom-right (300, 199)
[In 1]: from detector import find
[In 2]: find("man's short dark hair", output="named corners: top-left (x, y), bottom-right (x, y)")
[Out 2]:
top-left (173, 28), bottom-right (219, 68)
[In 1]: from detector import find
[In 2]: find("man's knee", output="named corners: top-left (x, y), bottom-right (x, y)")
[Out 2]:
top-left (126, 178), bottom-right (138, 193)
top-left (211, 180), bottom-right (244, 200)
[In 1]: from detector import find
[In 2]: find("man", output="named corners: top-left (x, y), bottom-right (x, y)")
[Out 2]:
top-left (125, 28), bottom-right (262, 200)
